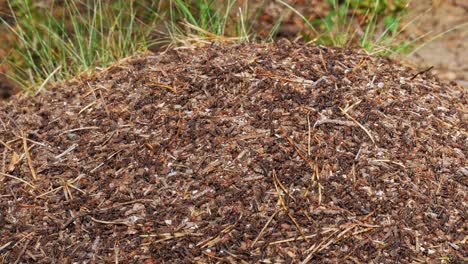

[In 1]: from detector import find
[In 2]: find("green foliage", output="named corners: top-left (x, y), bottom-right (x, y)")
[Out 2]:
top-left (2, 0), bottom-right (159, 93)
top-left (278, 0), bottom-right (409, 55)
top-left (167, 0), bottom-right (247, 39)
top-left (1, 0), bottom-right (413, 93)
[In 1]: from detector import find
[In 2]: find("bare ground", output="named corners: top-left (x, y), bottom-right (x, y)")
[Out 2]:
top-left (402, 0), bottom-right (468, 87)
top-left (0, 41), bottom-right (467, 263)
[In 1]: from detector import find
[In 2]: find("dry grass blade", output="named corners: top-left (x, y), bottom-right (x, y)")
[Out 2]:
top-left (59, 126), bottom-right (99, 135)
top-left (181, 22), bottom-right (238, 42)
top-left (34, 65), bottom-right (62, 95)
top-left (279, 127), bottom-right (315, 170)
top-left (251, 210), bottom-right (278, 248)
top-left (197, 213), bottom-right (243, 248)
top-left (0, 172), bottom-right (37, 190)
top-left (140, 232), bottom-right (199, 243)
top-left (272, 170), bottom-right (295, 202)
top-left (272, 170), bottom-right (306, 241)
top-left (339, 102), bottom-right (375, 144)
top-left (307, 113), bottom-right (311, 156)
top-left (146, 81), bottom-right (177, 93)
top-left (21, 131), bottom-right (37, 180)
top-left (301, 229), bottom-right (339, 263)
top-left (0, 139), bottom-right (14, 151)
top-left (91, 217), bottom-right (130, 226)
top-left (269, 233), bottom-right (318, 245)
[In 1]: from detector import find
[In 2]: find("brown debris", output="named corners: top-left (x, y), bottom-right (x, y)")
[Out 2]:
top-left (0, 41), bottom-right (466, 262)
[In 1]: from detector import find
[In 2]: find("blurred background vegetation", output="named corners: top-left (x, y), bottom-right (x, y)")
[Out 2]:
top-left (0, 0), bottom-right (417, 93)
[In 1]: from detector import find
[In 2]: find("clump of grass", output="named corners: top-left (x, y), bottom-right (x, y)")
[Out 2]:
top-left (2, 0), bottom-right (159, 93)
top-left (161, 0), bottom-right (252, 44)
top-left (1, 0), bottom-right (416, 94)
top-left (277, 0), bottom-right (409, 55)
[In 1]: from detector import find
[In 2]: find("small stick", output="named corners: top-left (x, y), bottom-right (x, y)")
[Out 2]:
top-left (148, 82), bottom-right (177, 93)
top-left (14, 238), bottom-right (31, 264)
top-left (149, 232), bottom-right (197, 244)
top-left (319, 48), bottom-right (328, 73)
top-left (59, 126), bottom-right (99, 135)
top-left (55, 144), bottom-right (77, 160)
top-left (91, 217), bottom-right (130, 226)
top-left (114, 242), bottom-right (119, 264)
top-left (0, 241), bottom-right (12, 251)
top-left (61, 211), bottom-right (89, 230)
top-left (302, 230), bottom-right (339, 263)
top-left (410, 66), bottom-right (433, 80)
top-left (313, 119), bottom-right (356, 128)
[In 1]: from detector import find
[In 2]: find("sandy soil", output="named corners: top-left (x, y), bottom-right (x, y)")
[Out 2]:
top-left (402, 0), bottom-right (468, 87)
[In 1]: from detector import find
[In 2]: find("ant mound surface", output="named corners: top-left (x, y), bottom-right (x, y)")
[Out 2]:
top-left (0, 41), bottom-right (466, 262)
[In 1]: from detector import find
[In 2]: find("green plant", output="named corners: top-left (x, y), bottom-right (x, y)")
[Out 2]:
top-left (2, 0), bottom-right (159, 93)
top-left (164, 0), bottom-right (251, 42)
top-left (277, 0), bottom-right (409, 55)
top-left (1, 0), bottom-right (422, 94)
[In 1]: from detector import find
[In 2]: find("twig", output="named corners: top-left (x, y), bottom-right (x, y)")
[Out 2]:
top-left (197, 213), bottom-right (243, 248)
top-left (14, 238), bottom-right (31, 264)
top-left (78, 101), bottom-right (97, 115)
top-left (410, 66), bottom-right (433, 80)
top-left (256, 72), bottom-right (315, 85)
top-left (59, 126), bottom-right (99, 135)
top-left (140, 232), bottom-right (200, 243)
top-left (313, 119), bottom-right (356, 128)
top-left (114, 242), bottom-right (119, 264)
top-left (0, 241), bottom-right (12, 251)
top-left (272, 170), bottom-right (295, 202)
top-left (301, 230), bottom-right (339, 263)
top-left (147, 81), bottom-right (177, 93)
top-left (319, 49), bottom-right (328, 73)
top-left (91, 217), bottom-right (130, 226)
top-left (61, 211), bottom-right (89, 230)
top-left (54, 144), bottom-right (77, 160)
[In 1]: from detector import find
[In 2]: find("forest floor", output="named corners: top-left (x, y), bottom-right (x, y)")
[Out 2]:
top-left (1, 41), bottom-right (466, 263)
